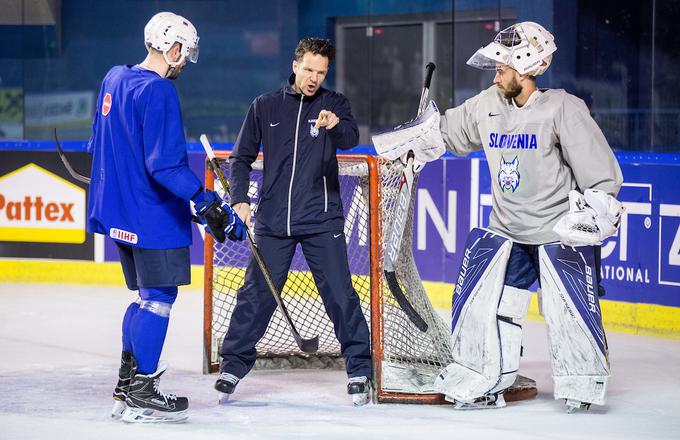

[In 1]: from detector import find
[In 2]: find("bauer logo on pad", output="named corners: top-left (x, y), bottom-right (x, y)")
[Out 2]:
top-left (102, 93), bottom-right (112, 116)
top-left (0, 163), bottom-right (86, 243)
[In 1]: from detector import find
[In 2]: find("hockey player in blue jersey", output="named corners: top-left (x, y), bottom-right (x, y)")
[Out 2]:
top-left (214, 38), bottom-right (372, 406)
top-left (86, 12), bottom-right (245, 423)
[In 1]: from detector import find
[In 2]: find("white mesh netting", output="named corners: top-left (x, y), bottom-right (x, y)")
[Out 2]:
top-left (207, 155), bottom-right (454, 396)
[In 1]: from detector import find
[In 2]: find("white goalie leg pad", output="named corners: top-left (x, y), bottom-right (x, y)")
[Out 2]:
top-left (434, 228), bottom-right (530, 404)
top-left (539, 244), bottom-right (610, 406)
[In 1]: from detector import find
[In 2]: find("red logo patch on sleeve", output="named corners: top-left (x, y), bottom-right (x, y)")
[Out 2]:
top-left (102, 93), bottom-right (112, 116)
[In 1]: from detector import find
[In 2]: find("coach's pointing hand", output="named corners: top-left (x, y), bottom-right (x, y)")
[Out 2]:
top-left (315, 110), bottom-right (340, 130)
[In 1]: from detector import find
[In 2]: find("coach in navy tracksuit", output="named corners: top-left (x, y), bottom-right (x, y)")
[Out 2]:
top-left (216, 38), bottom-right (372, 403)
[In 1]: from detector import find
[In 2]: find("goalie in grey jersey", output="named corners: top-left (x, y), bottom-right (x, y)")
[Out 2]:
top-left (373, 22), bottom-right (623, 412)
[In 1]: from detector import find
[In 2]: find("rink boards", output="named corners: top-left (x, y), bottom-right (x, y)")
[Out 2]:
top-left (0, 145), bottom-right (679, 337)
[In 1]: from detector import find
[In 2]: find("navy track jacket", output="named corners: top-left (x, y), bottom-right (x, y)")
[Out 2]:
top-left (229, 75), bottom-right (359, 237)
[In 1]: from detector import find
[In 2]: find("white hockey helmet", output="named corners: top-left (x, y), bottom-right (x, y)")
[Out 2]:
top-left (144, 12), bottom-right (200, 66)
top-left (466, 22), bottom-right (556, 76)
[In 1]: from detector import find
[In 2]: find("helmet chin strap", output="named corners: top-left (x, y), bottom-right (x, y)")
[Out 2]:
top-left (162, 51), bottom-right (185, 80)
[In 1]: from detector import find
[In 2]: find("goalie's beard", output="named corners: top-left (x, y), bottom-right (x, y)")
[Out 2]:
top-left (499, 76), bottom-right (523, 100)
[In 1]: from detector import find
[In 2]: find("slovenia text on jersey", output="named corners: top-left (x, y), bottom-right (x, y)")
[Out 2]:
top-left (488, 132), bottom-right (538, 149)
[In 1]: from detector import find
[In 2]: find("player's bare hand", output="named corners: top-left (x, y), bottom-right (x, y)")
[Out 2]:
top-left (232, 202), bottom-right (252, 228)
top-left (315, 110), bottom-right (340, 130)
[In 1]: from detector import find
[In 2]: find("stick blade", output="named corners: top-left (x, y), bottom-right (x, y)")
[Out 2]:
top-left (298, 335), bottom-right (320, 354)
top-left (384, 270), bottom-right (428, 332)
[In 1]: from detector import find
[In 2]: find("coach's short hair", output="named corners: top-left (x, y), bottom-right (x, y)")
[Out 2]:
top-left (294, 38), bottom-right (335, 62)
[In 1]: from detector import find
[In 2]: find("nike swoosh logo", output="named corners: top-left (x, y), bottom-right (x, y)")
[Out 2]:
top-left (270, 122), bottom-right (280, 127)
top-left (488, 112), bottom-right (501, 117)
top-left (333, 233), bottom-right (342, 238)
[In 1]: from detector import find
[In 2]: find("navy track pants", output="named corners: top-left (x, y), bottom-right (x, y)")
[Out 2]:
top-left (219, 230), bottom-right (371, 379)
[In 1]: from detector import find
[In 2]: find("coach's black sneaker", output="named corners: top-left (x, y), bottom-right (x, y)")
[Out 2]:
top-left (121, 361), bottom-right (188, 423)
top-left (347, 376), bottom-right (370, 406)
top-left (215, 372), bottom-right (240, 404)
top-left (111, 351), bottom-right (134, 420)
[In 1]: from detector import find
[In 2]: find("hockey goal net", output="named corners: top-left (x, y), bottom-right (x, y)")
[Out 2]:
top-left (204, 152), bottom-right (533, 403)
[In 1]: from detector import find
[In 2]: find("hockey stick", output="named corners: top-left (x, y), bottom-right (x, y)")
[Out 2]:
top-left (383, 62), bottom-right (436, 333)
top-left (54, 129), bottom-right (91, 184)
top-left (54, 129), bottom-right (205, 224)
top-left (199, 134), bottom-right (319, 353)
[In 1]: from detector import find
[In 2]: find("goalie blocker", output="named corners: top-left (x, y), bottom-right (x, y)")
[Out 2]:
top-left (434, 228), bottom-right (609, 410)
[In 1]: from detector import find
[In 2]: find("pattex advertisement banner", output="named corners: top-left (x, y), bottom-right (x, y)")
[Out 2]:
top-left (0, 151), bottom-right (93, 260)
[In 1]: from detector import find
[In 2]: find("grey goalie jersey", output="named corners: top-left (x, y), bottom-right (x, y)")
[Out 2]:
top-left (440, 86), bottom-right (623, 244)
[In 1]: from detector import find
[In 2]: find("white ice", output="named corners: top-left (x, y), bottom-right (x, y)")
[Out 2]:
top-left (1, 283), bottom-right (679, 440)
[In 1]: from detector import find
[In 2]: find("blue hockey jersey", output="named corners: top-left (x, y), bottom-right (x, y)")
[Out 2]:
top-left (86, 65), bottom-right (202, 249)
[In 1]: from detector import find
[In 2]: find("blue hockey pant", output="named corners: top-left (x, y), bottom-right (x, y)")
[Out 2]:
top-left (504, 242), bottom-right (605, 296)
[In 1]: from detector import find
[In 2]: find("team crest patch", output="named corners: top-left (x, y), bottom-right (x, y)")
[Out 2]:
top-left (498, 155), bottom-right (520, 192)
top-left (102, 93), bottom-right (112, 116)
top-left (310, 123), bottom-right (319, 138)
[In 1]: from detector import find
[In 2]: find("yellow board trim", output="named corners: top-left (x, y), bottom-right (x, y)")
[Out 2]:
top-left (0, 259), bottom-right (204, 290)
top-left (1, 259), bottom-right (679, 339)
top-left (421, 280), bottom-right (680, 340)
top-left (0, 227), bottom-right (86, 244)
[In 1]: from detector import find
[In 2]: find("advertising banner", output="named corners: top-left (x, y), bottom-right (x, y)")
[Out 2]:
top-left (413, 157), bottom-right (680, 308)
top-left (0, 151), bottom-right (93, 260)
top-left (7, 147), bottom-right (673, 309)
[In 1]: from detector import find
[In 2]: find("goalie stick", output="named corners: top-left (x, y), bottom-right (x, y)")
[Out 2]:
top-left (383, 62), bottom-right (436, 333)
top-left (199, 134), bottom-right (320, 353)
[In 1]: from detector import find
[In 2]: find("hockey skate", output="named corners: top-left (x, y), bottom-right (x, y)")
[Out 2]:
top-left (121, 361), bottom-right (188, 423)
top-left (111, 351), bottom-right (134, 420)
top-left (215, 372), bottom-right (240, 404)
top-left (347, 376), bottom-right (370, 406)
top-left (565, 399), bottom-right (591, 414)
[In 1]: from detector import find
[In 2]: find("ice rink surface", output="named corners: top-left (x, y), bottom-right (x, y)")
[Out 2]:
top-left (1, 283), bottom-right (679, 440)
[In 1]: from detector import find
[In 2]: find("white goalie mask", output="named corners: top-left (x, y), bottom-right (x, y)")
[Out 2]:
top-left (466, 22), bottom-right (556, 76)
top-left (144, 12), bottom-right (200, 67)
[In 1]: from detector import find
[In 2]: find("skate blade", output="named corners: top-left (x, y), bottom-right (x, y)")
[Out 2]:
top-left (447, 394), bottom-right (507, 410)
top-left (121, 407), bottom-right (188, 424)
top-left (565, 399), bottom-right (590, 414)
top-left (218, 392), bottom-right (232, 405)
top-left (351, 393), bottom-right (370, 406)
top-left (111, 400), bottom-right (126, 420)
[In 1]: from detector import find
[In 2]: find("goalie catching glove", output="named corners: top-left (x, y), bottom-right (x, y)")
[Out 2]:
top-left (553, 189), bottom-right (624, 246)
top-left (372, 100), bottom-right (446, 164)
top-left (193, 189), bottom-right (247, 243)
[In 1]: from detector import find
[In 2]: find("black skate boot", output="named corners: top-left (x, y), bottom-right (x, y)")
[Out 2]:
top-left (215, 372), bottom-right (240, 404)
top-left (111, 351), bottom-right (134, 420)
top-left (347, 376), bottom-right (370, 406)
top-left (121, 361), bottom-right (189, 423)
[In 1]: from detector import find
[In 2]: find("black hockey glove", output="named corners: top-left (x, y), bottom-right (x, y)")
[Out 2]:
top-left (193, 189), bottom-right (246, 243)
